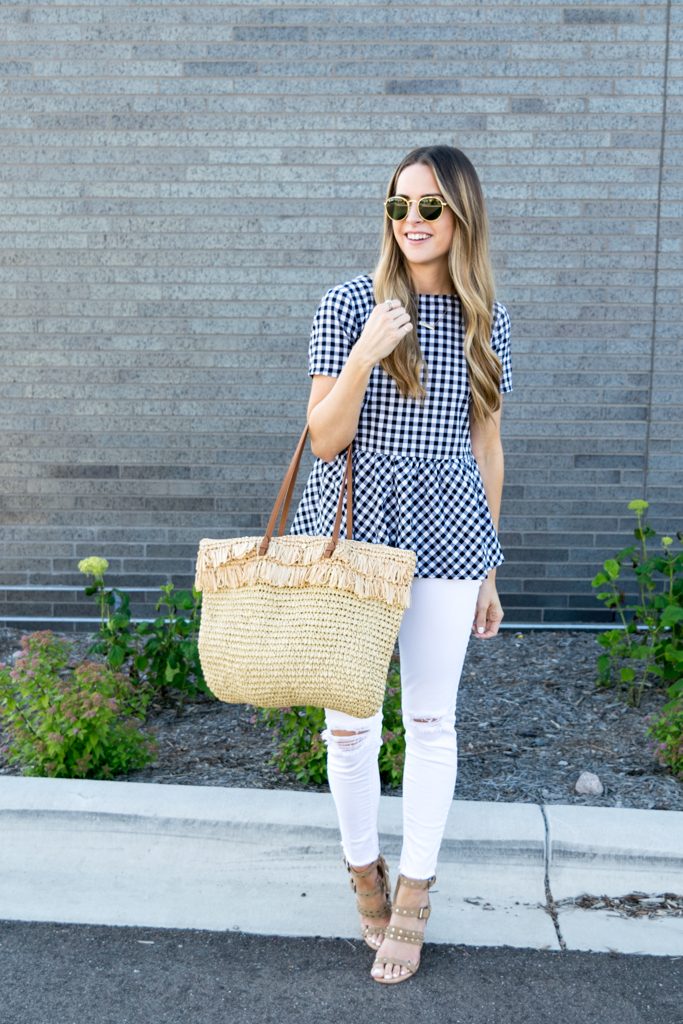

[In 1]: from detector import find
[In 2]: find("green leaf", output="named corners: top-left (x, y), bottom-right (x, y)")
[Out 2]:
top-left (603, 559), bottom-right (620, 580)
top-left (165, 664), bottom-right (180, 683)
top-left (109, 645), bottom-right (126, 667)
top-left (620, 667), bottom-right (635, 683)
top-left (661, 605), bottom-right (683, 628)
top-left (628, 643), bottom-right (654, 659)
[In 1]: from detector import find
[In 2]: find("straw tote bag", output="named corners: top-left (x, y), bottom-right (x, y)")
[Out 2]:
top-left (193, 424), bottom-right (417, 718)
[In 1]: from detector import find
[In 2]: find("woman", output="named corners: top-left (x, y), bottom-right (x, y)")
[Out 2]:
top-left (289, 145), bottom-right (513, 984)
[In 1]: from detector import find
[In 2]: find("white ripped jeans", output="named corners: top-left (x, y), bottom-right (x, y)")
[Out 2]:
top-left (321, 576), bottom-right (483, 880)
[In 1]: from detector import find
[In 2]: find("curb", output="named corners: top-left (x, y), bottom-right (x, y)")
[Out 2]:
top-left (1, 777), bottom-right (682, 955)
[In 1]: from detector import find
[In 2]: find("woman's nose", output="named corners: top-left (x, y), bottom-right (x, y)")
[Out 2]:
top-left (405, 202), bottom-right (425, 226)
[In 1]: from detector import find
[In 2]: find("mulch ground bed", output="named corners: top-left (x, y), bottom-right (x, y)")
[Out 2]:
top-left (0, 626), bottom-right (680, 811)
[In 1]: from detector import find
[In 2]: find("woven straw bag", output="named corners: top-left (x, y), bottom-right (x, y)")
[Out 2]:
top-left (193, 424), bottom-right (416, 718)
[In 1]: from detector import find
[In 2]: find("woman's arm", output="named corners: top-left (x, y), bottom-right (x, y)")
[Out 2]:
top-left (470, 404), bottom-right (504, 569)
top-left (469, 402), bottom-right (506, 637)
top-left (307, 299), bottom-right (412, 462)
top-left (308, 346), bottom-right (376, 462)
top-left (470, 401), bottom-right (504, 509)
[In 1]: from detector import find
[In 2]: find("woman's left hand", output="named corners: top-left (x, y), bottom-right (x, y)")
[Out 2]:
top-left (471, 577), bottom-right (504, 639)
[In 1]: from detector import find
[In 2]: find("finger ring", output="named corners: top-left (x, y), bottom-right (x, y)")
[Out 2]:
top-left (385, 299), bottom-right (393, 310)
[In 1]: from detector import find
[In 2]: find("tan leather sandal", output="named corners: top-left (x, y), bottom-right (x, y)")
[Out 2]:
top-left (371, 872), bottom-right (436, 984)
top-left (344, 854), bottom-right (392, 951)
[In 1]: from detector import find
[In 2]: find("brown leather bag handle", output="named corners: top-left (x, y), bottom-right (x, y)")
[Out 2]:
top-left (258, 423), bottom-right (353, 558)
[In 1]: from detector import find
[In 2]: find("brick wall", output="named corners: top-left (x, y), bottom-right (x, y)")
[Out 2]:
top-left (0, 0), bottom-right (680, 628)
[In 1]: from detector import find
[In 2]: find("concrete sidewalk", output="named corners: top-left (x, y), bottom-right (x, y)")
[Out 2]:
top-left (1, 777), bottom-right (682, 957)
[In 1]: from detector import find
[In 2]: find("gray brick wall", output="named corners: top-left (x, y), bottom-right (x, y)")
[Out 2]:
top-left (0, 0), bottom-right (680, 629)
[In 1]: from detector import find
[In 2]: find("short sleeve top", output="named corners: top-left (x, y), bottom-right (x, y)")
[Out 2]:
top-left (289, 273), bottom-right (513, 579)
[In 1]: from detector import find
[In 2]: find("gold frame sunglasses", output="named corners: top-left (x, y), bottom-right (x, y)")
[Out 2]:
top-left (384, 195), bottom-right (449, 222)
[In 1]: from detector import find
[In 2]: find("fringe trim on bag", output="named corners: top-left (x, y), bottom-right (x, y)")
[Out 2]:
top-left (194, 534), bottom-right (416, 610)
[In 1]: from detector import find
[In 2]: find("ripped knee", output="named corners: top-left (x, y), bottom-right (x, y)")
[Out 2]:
top-left (328, 728), bottom-right (370, 751)
top-left (406, 712), bottom-right (452, 727)
top-left (322, 722), bottom-right (383, 752)
top-left (403, 711), bottom-right (456, 741)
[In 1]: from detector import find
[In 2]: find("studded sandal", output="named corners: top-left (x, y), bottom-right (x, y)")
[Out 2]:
top-left (344, 854), bottom-right (392, 951)
top-left (371, 872), bottom-right (436, 984)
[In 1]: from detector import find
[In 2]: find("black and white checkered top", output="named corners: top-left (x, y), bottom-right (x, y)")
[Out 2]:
top-left (289, 273), bottom-right (513, 579)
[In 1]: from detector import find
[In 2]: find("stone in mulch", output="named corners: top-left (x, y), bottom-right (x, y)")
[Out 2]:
top-left (0, 626), bottom-right (680, 811)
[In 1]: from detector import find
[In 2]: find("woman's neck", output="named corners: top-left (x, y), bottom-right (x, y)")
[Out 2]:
top-left (408, 267), bottom-right (455, 296)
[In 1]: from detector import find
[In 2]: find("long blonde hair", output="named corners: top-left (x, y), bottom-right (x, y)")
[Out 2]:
top-left (371, 145), bottom-right (503, 424)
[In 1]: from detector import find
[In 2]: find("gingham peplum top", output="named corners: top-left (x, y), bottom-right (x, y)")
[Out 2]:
top-left (289, 273), bottom-right (513, 579)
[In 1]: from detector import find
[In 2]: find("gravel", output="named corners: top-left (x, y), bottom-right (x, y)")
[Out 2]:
top-left (0, 625), bottom-right (680, 811)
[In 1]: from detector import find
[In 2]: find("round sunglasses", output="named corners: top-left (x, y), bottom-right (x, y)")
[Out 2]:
top-left (384, 195), bottom-right (449, 222)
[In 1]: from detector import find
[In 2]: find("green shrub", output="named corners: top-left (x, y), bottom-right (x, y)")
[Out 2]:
top-left (77, 556), bottom-right (209, 710)
top-left (591, 499), bottom-right (683, 706)
top-left (257, 704), bottom-right (328, 785)
top-left (255, 660), bottom-right (406, 787)
top-left (645, 679), bottom-right (683, 779)
top-left (591, 500), bottom-right (683, 779)
top-left (0, 630), bottom-right (157, 779)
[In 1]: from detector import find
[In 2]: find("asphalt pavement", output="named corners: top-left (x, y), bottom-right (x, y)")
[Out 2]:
top-left (0, 919), bottom-right (681, 1024)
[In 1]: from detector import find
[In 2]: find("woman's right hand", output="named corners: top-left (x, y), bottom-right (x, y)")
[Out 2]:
top-left (355, 299), bottom-right (413, 367)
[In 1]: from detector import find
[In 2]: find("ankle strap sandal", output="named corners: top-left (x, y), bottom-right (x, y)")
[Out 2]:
top-left (372, 873), bottom-right (437, 985)
top-left (344, 854), bottom-right (392, 951)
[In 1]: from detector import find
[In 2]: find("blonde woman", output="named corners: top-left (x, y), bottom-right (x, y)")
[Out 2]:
top-left (289, 145), bottom-right (513, 984)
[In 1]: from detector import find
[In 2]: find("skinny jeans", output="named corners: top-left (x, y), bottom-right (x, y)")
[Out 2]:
top-left (322, 576), bottom-right (483, 881)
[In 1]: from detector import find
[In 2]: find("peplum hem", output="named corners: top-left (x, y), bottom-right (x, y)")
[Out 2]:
top-left (289, 444), bottom-right (504, 580)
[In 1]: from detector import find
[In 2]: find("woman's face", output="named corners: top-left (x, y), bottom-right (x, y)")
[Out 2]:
top-left (390, 162), bottom-right (455, 276)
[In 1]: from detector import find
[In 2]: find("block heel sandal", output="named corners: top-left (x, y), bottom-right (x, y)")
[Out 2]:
top-left (344, 854), bottom-right (392, 951)
top-left (371, 872), bottom-right (437, 984)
